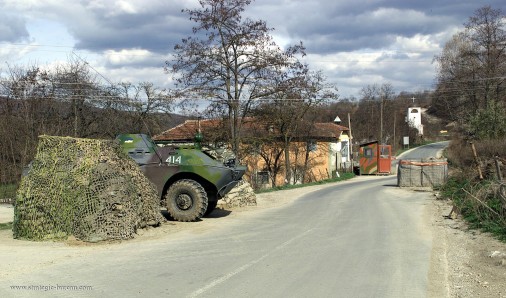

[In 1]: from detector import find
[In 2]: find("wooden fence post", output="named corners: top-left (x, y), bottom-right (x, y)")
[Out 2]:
top-left (495, 157), bottom-right (503, 181)
top-left (470, 142), bottom-right (484, 180)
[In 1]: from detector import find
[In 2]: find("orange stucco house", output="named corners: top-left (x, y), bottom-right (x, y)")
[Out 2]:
top-left (153, 118), bottom-right (351, 188)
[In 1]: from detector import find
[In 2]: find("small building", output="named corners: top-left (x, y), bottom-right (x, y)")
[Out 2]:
top-left (407, 107), bottom-right (424, 135)
top-left (359, 141), bottom-right (392, 175)
top-left (153, 118), bottom-right (351, 187)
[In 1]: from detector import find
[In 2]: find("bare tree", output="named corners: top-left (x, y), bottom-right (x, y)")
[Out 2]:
top-left (433, 33), bottom-right (479, 122)
top-left (0, 59), bottom-right (174, 186)
top-left (434, 6), bottom-right (506, 139)
top-left (165, 0), bottom-right (305, 157)
top-left (243, 136), bottom-right (285, 188)
top-left (354, 83), bottom-right (395, 144)
top-left (465, 6), bottom-right (506, 106)
top-left (113, 82), bottom-right (174, 135)
top-left (0, 64), bottom-right (55, 182)
top-left (253, 68), bottom-right (338, 184)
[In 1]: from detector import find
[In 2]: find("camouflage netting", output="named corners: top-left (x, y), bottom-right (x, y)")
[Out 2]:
top-left (14, 135), bottom-right (164, 242)
top-left (397, 158), bottom-right (449, 188)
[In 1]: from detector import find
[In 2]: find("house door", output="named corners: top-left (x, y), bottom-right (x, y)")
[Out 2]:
top-left (378, 145), bottom-right (392, 174)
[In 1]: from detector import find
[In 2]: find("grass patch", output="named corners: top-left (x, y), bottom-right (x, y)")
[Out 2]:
top-left (439, 177), bottom-right (506, 241)
top-left (255, 172), bottom-right (355, 194)
top-left (0, 222), bottom-right (12, 231)
top-left (0, 183), bottom-right (17, 201)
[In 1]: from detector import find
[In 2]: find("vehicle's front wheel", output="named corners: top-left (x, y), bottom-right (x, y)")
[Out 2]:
top-left (164, 179), bottom-right (208, 222)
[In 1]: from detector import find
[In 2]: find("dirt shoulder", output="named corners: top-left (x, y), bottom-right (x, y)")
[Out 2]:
top-left (1, 178), bottom-right (506, 297)
top-left (0, 203), bottom-right (13, 224)
top-left (427, 197), bottom-right (506, 298)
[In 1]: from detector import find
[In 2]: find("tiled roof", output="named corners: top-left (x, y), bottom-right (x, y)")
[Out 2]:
top-left (312, 123), bottom-right (349, 138)
top-left (153, 118), bottom-right (349, 141)
top-left (153, 119), bottom-right (222, 141)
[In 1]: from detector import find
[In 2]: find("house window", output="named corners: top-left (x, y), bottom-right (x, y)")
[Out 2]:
top-left (308, 140), bottom-right (317, 152)
top-left (256, 171), bottom-right (270, 185)
top-left (340, 141), bottom-right (348, 156)
top-left (364, 148), bottom-right (373, 158)
top-left (380, 146), bottom-right (390, 158)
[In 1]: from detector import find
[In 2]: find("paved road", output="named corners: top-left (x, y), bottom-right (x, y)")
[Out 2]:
top-left (1, 143), bottom-right (448, 298)
top-left (391, 141), bottom-right (449, 174)
top-left (399, 141), bottom-right (449, 160)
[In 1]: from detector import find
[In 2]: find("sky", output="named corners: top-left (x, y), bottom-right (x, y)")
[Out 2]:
top-left (1, 0), bottom-right (505, 99)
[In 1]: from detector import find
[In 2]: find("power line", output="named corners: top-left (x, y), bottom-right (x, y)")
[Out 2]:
top-left (72, 51), bottom-right (115, 87)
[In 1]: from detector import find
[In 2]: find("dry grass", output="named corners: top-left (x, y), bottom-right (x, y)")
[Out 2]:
top-left (446, 137), bottom-right (506, 181)
top-left (442, 136), bottom-right (506, 240)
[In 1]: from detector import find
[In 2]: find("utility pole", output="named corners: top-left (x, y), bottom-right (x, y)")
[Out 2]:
top-left (393, 113), bottom-right (396, 153)
top-left (380, 96), bottom-right (384, 144)
top-left (348, 113), bottom-right (353, 171)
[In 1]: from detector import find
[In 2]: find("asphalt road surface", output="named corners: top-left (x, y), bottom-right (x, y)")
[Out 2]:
top-left (1, 143), bottom-right (448, 298)
top-left (400, 141), bottom-right (449, 160)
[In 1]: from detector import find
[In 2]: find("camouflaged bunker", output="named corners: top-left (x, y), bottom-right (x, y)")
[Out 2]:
top-left (116, 134), bottom-right (246, 222)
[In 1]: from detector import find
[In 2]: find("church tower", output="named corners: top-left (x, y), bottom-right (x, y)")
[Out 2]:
top-left (407, 107), bottom-right (423, 135)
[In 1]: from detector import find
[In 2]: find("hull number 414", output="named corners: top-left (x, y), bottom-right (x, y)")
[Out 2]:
top-left (166, 156), bottom-right (182, 164)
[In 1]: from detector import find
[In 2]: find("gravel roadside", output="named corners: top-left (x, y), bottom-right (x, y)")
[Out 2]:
top-left (428, 196), bottom-right (506, 298)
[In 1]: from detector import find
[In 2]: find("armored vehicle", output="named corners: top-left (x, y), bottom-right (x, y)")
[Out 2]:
top-left (116, 134), bottom-right (246, 222)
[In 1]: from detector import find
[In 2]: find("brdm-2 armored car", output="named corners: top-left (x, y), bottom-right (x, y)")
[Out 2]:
top-left (117, 134), bottom-right (246, 222)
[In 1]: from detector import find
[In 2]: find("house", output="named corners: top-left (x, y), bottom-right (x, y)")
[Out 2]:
top-left (153, 117), bottom-right (351, 188)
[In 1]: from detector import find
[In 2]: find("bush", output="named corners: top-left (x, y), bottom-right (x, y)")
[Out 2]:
top-left (442, 136), bottom-right (506, 240)
top-left (440, 177), bottom-right (506, 240)
top-left (469, 100), bottom-right (506, 140)
top-left (446, 137), bottom-right (506, 181)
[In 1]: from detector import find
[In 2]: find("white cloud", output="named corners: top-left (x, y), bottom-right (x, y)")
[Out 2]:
top-left (104, 48), bottom-right (155, 66)
top-left (0, 43), bottom-right (34, 63)
top-left (2, 0), bottom-right (505, 98)
top-left (115, 0), bottom-right (138, 14)
top-left (392, 34), bottom-right (440, 54)
top-left (98, 64), bottom-right (171, 88)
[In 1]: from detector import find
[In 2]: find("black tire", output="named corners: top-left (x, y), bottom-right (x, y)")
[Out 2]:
top-left (164, 179), bottom-right (208, 222)
top-left (204, 200), bottom-right (218, 216)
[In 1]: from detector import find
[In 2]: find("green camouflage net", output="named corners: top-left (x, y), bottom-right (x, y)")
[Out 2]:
top-left (13, 135), bottom-right (164, 242)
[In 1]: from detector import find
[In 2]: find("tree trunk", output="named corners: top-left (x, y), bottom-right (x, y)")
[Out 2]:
top-left (284, 137), bottom-right (291, 185)
top-left (302, 141), bottom-right (311, 183)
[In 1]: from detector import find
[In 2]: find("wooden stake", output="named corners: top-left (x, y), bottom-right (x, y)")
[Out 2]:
top-left (495, 157), bottom-right (503, 181)
top-left (470, 142), bottom-right (484, 180)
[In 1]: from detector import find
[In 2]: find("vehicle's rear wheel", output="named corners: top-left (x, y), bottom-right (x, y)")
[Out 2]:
top-left (205, 200), bottom-right (218, 216)
top-left (164, 179), bottom-right (208, 222)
